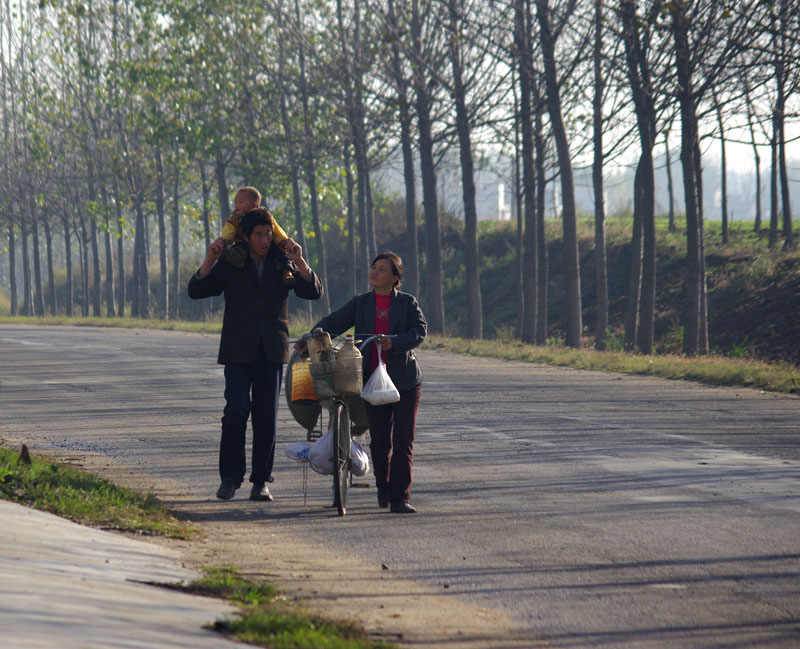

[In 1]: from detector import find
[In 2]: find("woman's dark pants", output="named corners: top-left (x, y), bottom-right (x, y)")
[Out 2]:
top-left (365, 383), bottom-right (422, 504)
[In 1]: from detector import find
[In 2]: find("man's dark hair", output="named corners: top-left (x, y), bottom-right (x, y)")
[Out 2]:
top-left (240, 207), bottom-right (275, 238)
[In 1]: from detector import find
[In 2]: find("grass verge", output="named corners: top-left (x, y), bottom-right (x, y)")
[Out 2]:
top-left (173, 565), bottom-right (396, 649)
top-left (0, 443), bottom-right (396, 648)
top-left (425, 335), bottom-right (800, 395)
top-left (0, 444), bottom-right (191, 537)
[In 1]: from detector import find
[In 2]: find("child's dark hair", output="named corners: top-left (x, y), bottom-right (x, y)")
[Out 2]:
top-left (372, 251), bottom-right (403, 288)
top-left (240, 207), bottom-right (274, 238)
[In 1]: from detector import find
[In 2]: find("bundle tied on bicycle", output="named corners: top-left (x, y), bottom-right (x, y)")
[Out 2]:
top-left (307, 330), bottom-right (363, 399)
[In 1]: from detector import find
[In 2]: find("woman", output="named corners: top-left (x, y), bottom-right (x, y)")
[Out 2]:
top-left (313, 252), bottom-right (426, 513)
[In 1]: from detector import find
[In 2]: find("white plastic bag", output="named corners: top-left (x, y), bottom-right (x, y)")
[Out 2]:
top-left (350, 440), bottom-right (370, 477)
top-left (308, 429), bottom-right (334, 475)
top-left (361, 357), bottom-right (400, 405)
top-left (284, 441), bottom-right (311, 463)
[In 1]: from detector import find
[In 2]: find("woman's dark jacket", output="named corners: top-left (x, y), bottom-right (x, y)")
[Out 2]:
top-left (313, 289), bottom-right (426, 391)
top-left (188, 246), bottom-right (323, 365)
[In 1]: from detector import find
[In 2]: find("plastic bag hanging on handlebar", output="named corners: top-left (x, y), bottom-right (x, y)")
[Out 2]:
top-left (361, 355), bottom-right (400, 405)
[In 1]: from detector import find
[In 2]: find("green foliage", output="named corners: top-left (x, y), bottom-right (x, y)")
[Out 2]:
top-left (182, 565), bottom-right (279, 605)
top-left (173, 564), bottom-right (395, 649)
top-left (434, 217), bottom-right (799, 365)
top-left (0, 444), bottom-right (191, 538)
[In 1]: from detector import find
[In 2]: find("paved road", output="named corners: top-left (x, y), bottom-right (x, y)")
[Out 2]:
top-left (2, 324), bottom-right (799, 648)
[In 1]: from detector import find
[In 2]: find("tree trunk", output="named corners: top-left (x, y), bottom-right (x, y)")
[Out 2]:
top-left (20, 221), bottom-right (32, 316)
top-left (514, 0), bottom-right (537, 344)
top-left (295, 0), bottom-right (330, 313)
top-left (769, 124), bottom-right (779, 248)
top-left (389, 0), bottom-right (419, 298)
top-left (671, 0), bottom-right (702, 355)
top-left (774, 0), bottom-right (793, 249)
top-left (275, 12), bottom-right (312, 321)
top-left (624, 171), bottom-right (643, 351)
top-left (694, 138), bottom-right (709, 354)
top-left (7, 220), bottom-right (17, 315)
top-left (199, 160), bottom-right (213, 320)
top-left (448, 0), bottom-right (481, 339)
top-left (713, 89), bottom-right (729, 244)
top-left (513, 108), bottom-right (524, 338)
top-left (215, 155), bottom-right (230, 231)
top-left (665, 130), bottom-right (676, 233)
top-left (745, 91), bottom-right (762, 232)
top-left (113, 176), bottom-right (125, 318)
top-left (620, 0), bottom-right (657, 354)
top-left (84, 157), bottom-right (102, 316)
top-left (31, 214), bottom-right (45, 316)
top-left (592, 0), bottom-right (607, 350)
top-left (133, 197), bottom-right (149, 318)
top-left (43, 219), bottom-right (56, 315)
top-left (343, 139), bottom-right (358, 296)
top-left (170, 154), bottom-right (180, 319)
top-left (79, 220), bottom-right (90, 317)
top-left (155, 149), bottom-right (169, 318)
top-left (639, 151), bottom-right (656, 355)
top-left (534, 98), bottom-right (549, 345)
top-left (336, 0), bottom-right (370, 287)
top-left (536, 0), bottom-right (582, 348)
top-left (412, 0), bottom-right (445, 334)
top-left (777, 96), bottom-right (793, 248)
top-left (62, 213), bottom-right (74, 317)
top-left (99, 185), bottom-right (115, 317)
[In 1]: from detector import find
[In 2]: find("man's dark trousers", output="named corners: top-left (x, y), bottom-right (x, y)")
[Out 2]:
top-left (220, 345), bottom-right (283, 486)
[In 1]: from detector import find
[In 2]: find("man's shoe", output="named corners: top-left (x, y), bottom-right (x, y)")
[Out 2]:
top-left (250, 483), bottom-right (273, 501)
top-left (281, 269), bottom-right (297, 287)
top-left (377, 490), bottom-right (389, 509)
top-left (216, 479), bottom-right (240, 500)
top-left (223, 244), bottom-right (248, 269)
top-left (390, 501), bottom-right (417, 514)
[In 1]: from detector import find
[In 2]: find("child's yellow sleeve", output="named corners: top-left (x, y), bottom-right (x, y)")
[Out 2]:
top-left (220, 216), bottom-right (239, 242)
top-left (271, 217), bottom-right (288, 244)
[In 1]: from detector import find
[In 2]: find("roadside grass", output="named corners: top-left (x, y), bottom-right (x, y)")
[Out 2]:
top-left (0, 444), bottom-right (396, 649)
top-left (0, 444), bottom-right (191, 537)
top-left (1, 315), bottom-right (798, 394)
top-left (427, 335), bottom-right (800, 395)
top-left (173, 565), bottom-right (395, 649)
top-left (0, 315), bottom-right (221, 333)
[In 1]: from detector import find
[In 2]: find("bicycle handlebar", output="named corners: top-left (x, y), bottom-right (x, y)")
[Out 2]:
top-left (287, 332), bottom-right (395, 350)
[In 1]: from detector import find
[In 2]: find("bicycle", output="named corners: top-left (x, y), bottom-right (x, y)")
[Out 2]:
top-left (286, 332), bottom-right (393, 516)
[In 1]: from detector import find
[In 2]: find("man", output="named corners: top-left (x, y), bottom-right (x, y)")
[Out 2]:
top-left (188, 207), bottom-right (323, 501)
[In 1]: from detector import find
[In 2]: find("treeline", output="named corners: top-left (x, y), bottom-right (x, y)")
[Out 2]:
top-left (0, 0), bottom-right (797, 355)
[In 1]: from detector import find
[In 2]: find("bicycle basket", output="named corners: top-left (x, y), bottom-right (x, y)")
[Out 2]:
top-left (309, 358), bottom-right (363, 398)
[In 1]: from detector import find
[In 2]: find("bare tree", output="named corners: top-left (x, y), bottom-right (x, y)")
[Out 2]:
top-left (411, 0), bottom-right (447, 334)
top-left (534, 0), bottom-right (583, 348)
top-left (513, 0), bottom-right (539, 343)
top-left (592, 0), bottom-right (608, 350)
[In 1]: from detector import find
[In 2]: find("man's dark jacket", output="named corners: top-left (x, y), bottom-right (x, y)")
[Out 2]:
top-left (188, 246), bottom-right (323, 365)
top-left (313, 288), bottom-right (426, 391)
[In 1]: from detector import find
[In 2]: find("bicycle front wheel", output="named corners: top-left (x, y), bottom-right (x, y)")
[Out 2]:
top-left (331, 401), bottom-right (351, 516)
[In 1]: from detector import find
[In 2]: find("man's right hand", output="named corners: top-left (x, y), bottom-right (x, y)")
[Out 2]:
top-left (210, 238), bottom-right (225, 258)
top-left (197, 239), bottom-right (225, 278)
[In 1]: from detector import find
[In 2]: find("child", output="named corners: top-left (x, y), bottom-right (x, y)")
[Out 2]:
top-left (215, 186), bottom-right (297, 285)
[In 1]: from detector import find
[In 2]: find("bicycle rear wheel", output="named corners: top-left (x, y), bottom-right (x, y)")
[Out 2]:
top-left (331, 401), bottom-right (351, 516)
